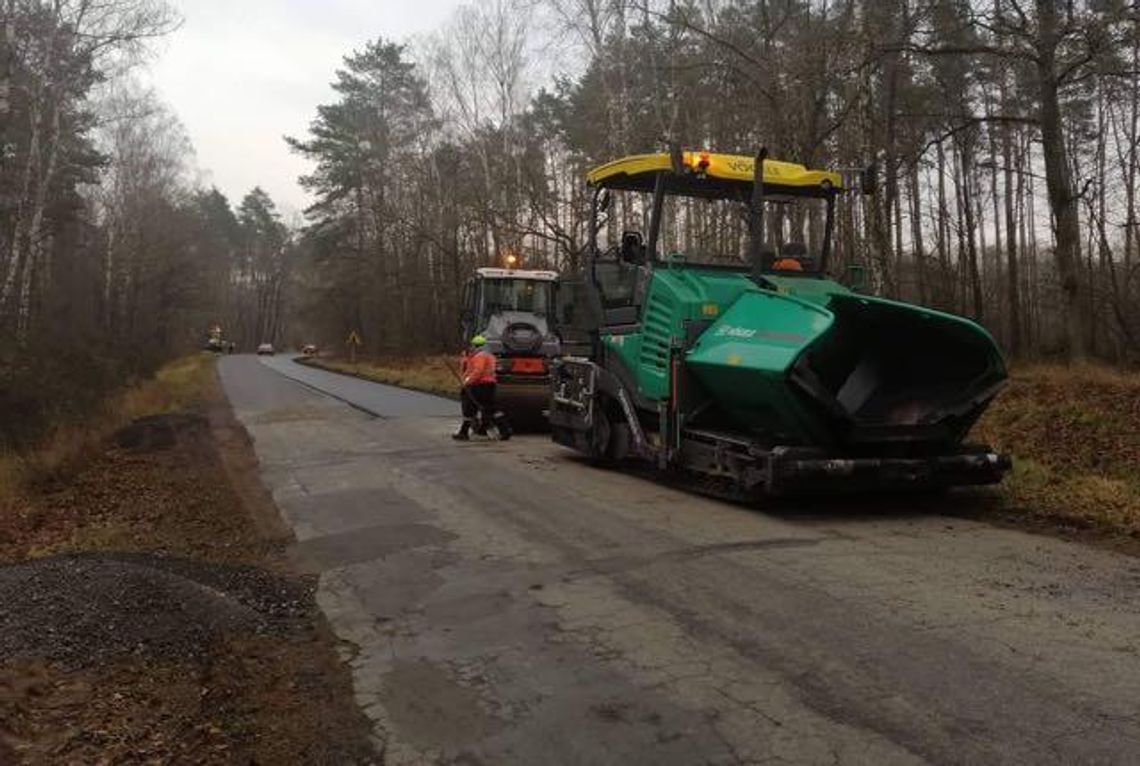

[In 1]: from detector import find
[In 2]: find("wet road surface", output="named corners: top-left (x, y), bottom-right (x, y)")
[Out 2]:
top-left (220, 355), bottom-right (1140, 765)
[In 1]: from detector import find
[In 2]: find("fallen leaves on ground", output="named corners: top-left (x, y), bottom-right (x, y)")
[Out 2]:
top-left (973, 363), bottom-right (1140, 542)
top-left (0, 357), bottom-right (374, 764)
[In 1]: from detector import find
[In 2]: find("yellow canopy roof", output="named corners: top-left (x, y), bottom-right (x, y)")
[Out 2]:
top-left (587, 151), bottom-right (844, 194)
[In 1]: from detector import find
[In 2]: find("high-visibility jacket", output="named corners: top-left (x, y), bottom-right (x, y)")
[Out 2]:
top-left (772, 257), bottom-right (804, 272)
top-left (462, 349), bottom-right (497, 386)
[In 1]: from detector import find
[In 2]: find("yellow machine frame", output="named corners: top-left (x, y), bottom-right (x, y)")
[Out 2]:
top-left (586, 151), bottom-right (844, 193)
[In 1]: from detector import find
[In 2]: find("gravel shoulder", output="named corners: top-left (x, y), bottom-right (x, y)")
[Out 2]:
top-left (0, 357), bottom-right (375, 765)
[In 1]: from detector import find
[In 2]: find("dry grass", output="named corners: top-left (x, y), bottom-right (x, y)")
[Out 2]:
top-left (0, 354), bottom-right (216, 503)
top-left (973, 362), bottom-right (1140, 539)
top-left (303, 354), bottom-right (458, 398)
top-left (119, 353), bottom-right (216, 419)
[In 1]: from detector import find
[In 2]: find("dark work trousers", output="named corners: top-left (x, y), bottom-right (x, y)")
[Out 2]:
top-left (460, 382), bottom-right (497, 431)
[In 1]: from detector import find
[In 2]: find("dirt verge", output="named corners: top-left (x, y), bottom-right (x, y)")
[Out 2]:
top-left (0, 357), bottom-right (375, 765)
top-left (970, 364), bottom-right (1140, 550)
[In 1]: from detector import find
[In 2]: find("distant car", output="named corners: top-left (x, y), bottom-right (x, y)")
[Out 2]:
top-left (301, 344), bottom-right (319, 357)
top-left (256, 343), bottom-right (275, 356)
top-left (205, 337), bottom-right (225, 353)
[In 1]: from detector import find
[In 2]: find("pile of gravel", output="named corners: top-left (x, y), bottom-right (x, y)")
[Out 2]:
top-left (0, 553), bottom-right (314, 666)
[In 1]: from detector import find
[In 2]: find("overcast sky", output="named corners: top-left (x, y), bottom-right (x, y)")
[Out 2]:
top-left (145, 0), bottom-right (464, 218)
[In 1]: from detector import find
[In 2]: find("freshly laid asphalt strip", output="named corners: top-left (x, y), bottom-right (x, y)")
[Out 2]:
top-left (221, 354), bottom-right (1140, 766)
top-left (257, 354), bottom-right (456, 418)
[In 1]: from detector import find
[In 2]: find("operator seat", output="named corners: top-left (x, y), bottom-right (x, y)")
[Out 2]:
top-left (759, 245), bottom-right (777, 272)
top-left (620, 230), bottom-right (646, 265)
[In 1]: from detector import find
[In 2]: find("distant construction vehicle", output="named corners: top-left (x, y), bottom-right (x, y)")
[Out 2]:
top-left (460, 266), bottom-right (561, 425)
top-left (204, 324), bottom-right (227, 353)
top-left (549, 149), bottom-right (1010, 496)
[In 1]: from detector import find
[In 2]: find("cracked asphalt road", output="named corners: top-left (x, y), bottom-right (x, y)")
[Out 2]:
top-left (221, 355), bottom-right (1140, 765)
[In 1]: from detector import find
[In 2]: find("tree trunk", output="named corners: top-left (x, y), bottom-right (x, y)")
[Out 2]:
top-left (909, 163), bottom-right (927, 304)
top-left (1002, 119), bottom-right (1021, 356)
top-left (987, 117), bottom-right (1002, 337)
top-left (17, 88), bottom-right (64, 343)
top-left (1035, 0), bottom-right (1086, 360)
top-left (1, 96), bottom-right (43, 318)
top-left (936, 140), bottom-right (950, 306)
top-left (0, 0), bottom-right (15, 121)
top-left (955, 133), bottom-right (984, 321)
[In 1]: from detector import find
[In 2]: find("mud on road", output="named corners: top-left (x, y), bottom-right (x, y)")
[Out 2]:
top-left (0, 363), bottom-right (374, 765)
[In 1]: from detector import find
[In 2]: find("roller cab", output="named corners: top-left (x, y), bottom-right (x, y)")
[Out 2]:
top-left (460, 267), bottom-right (560, 428)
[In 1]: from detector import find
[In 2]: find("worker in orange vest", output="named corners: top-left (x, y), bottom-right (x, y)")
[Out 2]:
top-left (454, 335), bottom-right (503, 440)
top-left (771, 256), bottom-right (804, 272)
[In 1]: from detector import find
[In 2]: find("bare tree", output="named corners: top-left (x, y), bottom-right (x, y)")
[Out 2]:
top-left (0, 0), bottom-right (179, 343)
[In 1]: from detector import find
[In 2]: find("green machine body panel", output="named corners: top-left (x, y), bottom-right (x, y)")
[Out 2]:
top-left (685, 288), bottom-right (836, 445)
top-left (602, 265), bottom-right (1006, 452)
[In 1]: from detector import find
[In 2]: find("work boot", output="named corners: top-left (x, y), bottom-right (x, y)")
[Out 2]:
top-left (493, 412), bottom-right (512, 441)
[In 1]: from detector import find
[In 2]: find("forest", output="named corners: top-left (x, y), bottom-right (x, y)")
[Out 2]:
top-left (2, 0), bottom-right (1139, 444)
top-left (0, 0), bottom-right (293, 443)
top-left (289, 0), bottom-right (1140, 367)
